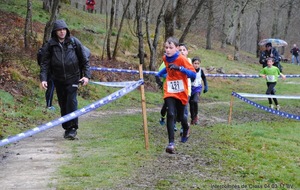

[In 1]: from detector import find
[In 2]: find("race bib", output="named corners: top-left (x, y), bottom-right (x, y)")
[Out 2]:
top-left (266, 75), bottom-right (275, 82)
top-left (167, 80), bottom-right (184, 93)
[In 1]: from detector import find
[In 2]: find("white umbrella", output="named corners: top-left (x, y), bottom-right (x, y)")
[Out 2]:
top-left (258, 38), bottom-right (288, 47)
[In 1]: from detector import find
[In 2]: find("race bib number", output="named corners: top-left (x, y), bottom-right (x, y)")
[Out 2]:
top-left (167, 80), bottom-right (184, 93)
top-left (266, 75), bottom-right (275, 82)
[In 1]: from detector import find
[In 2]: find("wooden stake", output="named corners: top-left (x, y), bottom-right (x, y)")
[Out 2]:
top-left (138, 64), bottom-right (149, 150)
top-left (228, 94), bottom-right (234, 125)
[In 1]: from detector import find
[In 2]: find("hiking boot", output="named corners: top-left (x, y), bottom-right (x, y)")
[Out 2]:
top-left (165, 143), bottom-right (175, 154)
top-left (181, 128), bottom-right (190, 143)
top-left (276, 105), bottom-right (280, 111)
top-left (159, 117), bottom-right (165, 126)
top-left (269, 104), bottom-right (274, 109)
top-left (64, 128), bottom-right (77, 140)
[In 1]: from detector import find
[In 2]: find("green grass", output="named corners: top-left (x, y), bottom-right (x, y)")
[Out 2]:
top-left (51, 105), bottom-right (300, 189)
top-left (202, 122), bottom-right (300, 187)
top-left (1, 0), bottom-right (300, 189)
top-left (54, 114), bottom-right (154, 190)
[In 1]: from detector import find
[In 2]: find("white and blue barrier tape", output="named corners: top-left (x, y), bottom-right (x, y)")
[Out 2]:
top-left (232, 92), bottom-right (300, 120)
top-left (0, 79), bottom-right (144, 147)
top-left (90, 81), bottom-right (137, 87)
top-left (90, 66), bottom-right (300, 78)
top-left (90, 66), bottom-right (157, 75)
top-left (236, 92), bottom-right (300, 99)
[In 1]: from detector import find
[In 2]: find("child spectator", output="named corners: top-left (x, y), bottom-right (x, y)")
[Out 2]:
top-left (86, 0), bottom-right (96, 13)
top-left (189, 56), bottom-right (208, 125)
top-left (155, 37), bottom-right (196, 154)
top-left (259, 57), bottom-right (286, 110)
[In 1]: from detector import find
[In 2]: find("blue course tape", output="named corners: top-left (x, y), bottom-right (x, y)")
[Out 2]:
top-left (90, 81), bottom-right (137, 87)
top-left (90, 66), bottom-right (157, 75)
top-left (0, 79), bottom-right (144, 147)
top-left (232, 92), bottom-right (300, 120)
top-left (90, 66), bottom-right (300, 78)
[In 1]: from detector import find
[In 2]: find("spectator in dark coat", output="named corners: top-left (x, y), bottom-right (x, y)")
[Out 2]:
top-left (259, 42), bottom-right (282, 72)
top-left (40, 20), bottom-right (91, 140)
top-left (290, 44), bottom-right (299, 65)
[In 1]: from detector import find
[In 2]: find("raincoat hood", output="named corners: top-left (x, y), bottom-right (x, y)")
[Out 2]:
top-left (51, 19), bottom-right (70, 38)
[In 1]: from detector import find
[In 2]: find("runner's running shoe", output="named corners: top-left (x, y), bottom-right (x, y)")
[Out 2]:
top-left (165, 143), bottom-right (175, 154)
top-left (159, 117), bottom-right (165, 125)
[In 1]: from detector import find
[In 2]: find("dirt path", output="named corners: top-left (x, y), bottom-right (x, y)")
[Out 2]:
top-left (0, 127), bottom-right (67, 190)
top-left (0, 108), bottom-right (156, 190)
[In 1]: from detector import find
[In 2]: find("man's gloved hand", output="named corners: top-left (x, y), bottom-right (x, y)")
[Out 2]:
top-left (155, 76), bottom-right (163, 89)
top-left (168, 63), bottom-right (180, 70)
top-left (203, 86), bottom-right (208, 93)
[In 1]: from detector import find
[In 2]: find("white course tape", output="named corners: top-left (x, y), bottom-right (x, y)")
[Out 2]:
top-left (237, 93), bottom-right (300, 99)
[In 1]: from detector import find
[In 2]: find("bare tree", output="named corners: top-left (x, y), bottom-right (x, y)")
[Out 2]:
top-left (206, 0), bottom-right (214, 49)
top-left (101, 0), bottom-right (109, 60)
top-left (146, 0), bottom-right (167, 70)
top-left (220, 0), bottom-right (231, 48)
top-left (43, 0), bottom-right (60, 44)
top-left (226, 3), bottom-right (237, 45)
top-left (42, 0), bottom-right (51, 12)
top-left (174, 0), bottom-right (186, 30)
top-left (256, 1), bottom-right (263, 57)
top-left (112, 0), bottom-right (132, 59)
top-left (282, 0), bottom-right (293, 55)
top-left (136, 0), bottom-right (146, 68)
top-left (99, 0), bottom-right (104, 14)
top-left (24, 0), bottom-right (33, 48)
top-left (106, 0), bottom-right (115, 60)
top-left (114, 0), bottom-right (120, 28)
top-left (233, 0), bottom-right (251, 61)
top-left (179, 0), bottom-right (205, 43)
top-left (164, 0), bottom-right (176, 40)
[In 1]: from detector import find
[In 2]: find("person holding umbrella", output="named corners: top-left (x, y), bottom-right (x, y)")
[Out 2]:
top-left (259, 42), bottom-right (282, 72)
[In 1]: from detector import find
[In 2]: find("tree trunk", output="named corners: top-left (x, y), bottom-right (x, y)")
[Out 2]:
top-left (206, 0), bottom-right (214, 50)
top-left (174, 0), bottom-right (186, 30)
top-left (43, 0), bottom-right (60, 44)
top-left (112, 0), bottom-right (131, 59)
top-left (282, 0), bottom-right (293, 55)
top-left (226, 1), bottom-right (240, 45)
top-left (164, 0), bottom-right (175, 40)
top-left (42, 0), bottom-right (51, 12)
top-left (114, 0), bottom-right (120, 28)
top-left (136, 0), bottom-right (145, 69)
top-left (233, 0), bottom-right (249, 61)
top-left (24, 0), bottom-right (32, 48)
top-left (234, 14), bottom-right (241, 61)
top-left (220, 0), bottom-right (229, 49)
top-left (271, 5), bottom-right (280, 38)
top-left (146, 0), bottom-right (167, 71)
top-left (100, 0), bottom-right (103, 14)
top-left (256, 1), bottom-right (263, 58)
top-left (179, 0), bottom-right (205, 43)
top-left (106, 0), bottom-right (115, 60)
top-left (101, 0), bottom-right (109, 60)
